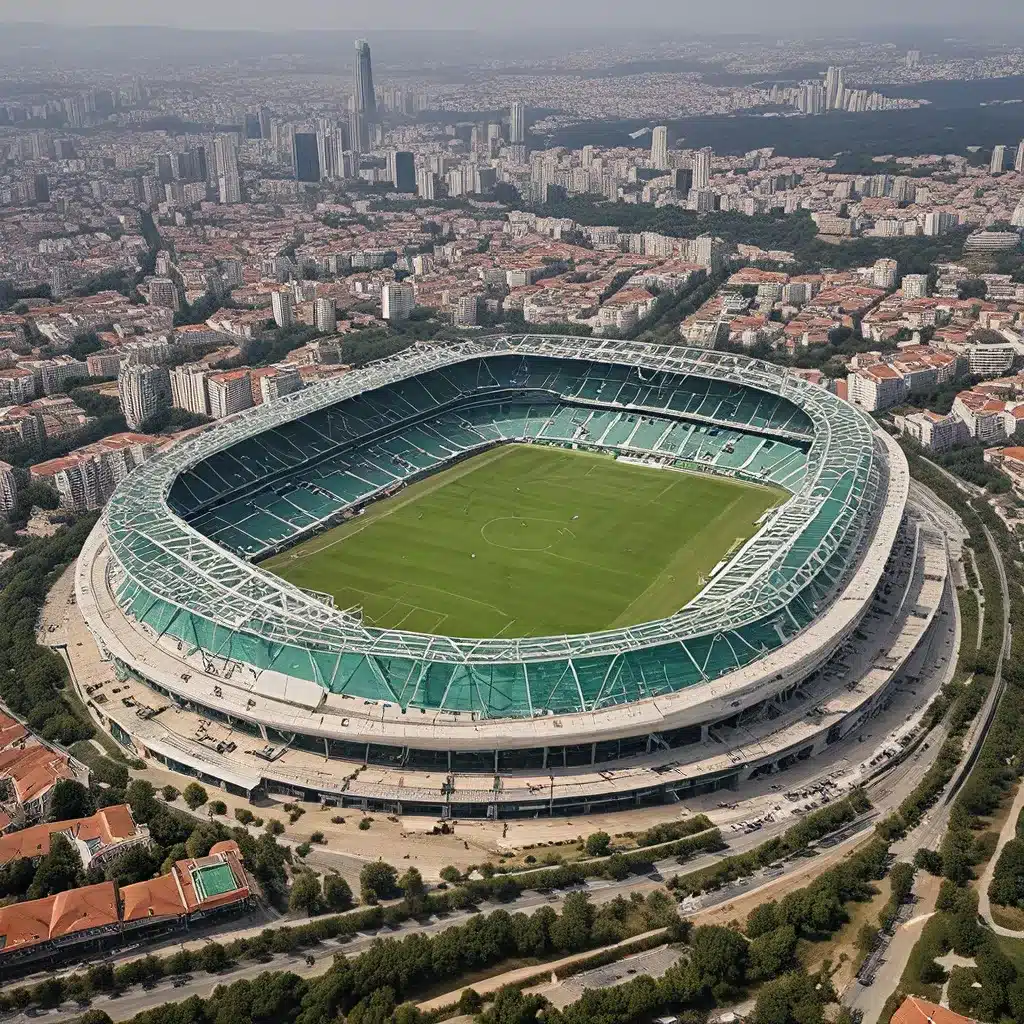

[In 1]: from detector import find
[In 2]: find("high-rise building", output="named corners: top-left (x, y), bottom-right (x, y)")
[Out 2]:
top-left (416, 168), bottom-right (436, 200)
top-left (259, 106), bottom-right (273, 140)
top-left (382, 281), bottom-right (415, 322)
top-left (154, 154), bottom-right (174, 185)
top-left (510, 101), bottom-right (527, 145)
top-left (117, 364), bottom-right (171, 430)
top-left (354, 40), bottom-right (376, 120)
top-left (923, 211), bottom-right (959, 236)
top-left (902, 274), bottom-right (929, 299)
top-left (348, 110), bottom-right (367, 156)
top-left (872, 258), bottom-right (899, 290)
top-left (32, 173), bottom-right (50, 203)
top-left (148, 277), bottom-right (178, 310)
top-left (692, 147), bottom-right (713, 190)
top-left (314, 297), bottom-right (337, 334)
top-left (50, 264), bottom-right (69, 299)
top-left (218, 172), bottom-right (242, 204)
top-left (1014, 141), bottom-right (1024, 174)
top-left (170, 364), bottom-right (210, 416)
top-left (454, 294), bottom-right (480, 327)
top-left (271, 289), bottom-right (294, 328)
top-left (650, 126), bottom-right (669, 170)
top-left (990, 145), bottom-right (1009, 174)
top-left (0, 460), bottom-right (17, 518)
top-left (389, 150), bottom-right (416, 192)
top-left (824, 66), bottom-right (845, 110)
top-left (906, 49), bottom-right (921, 68)
top-left (207, 370), bottom-right (253, 419)
top-left (293, 133), bottom-right (321, 183)
top-left (213, 134), bottom-right (238, 179)
top-left (244, 113), bottom-right (261, 140)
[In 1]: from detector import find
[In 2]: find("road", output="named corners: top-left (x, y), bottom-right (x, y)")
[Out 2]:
top-left (844, 521), bottom-right (1014, 1024)
top-left (978, 780), bottom-right (1024, 937)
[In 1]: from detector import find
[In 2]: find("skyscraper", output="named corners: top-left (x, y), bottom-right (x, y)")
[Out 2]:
top-left (824, 66), bottom-right (845, 110)
top-left (293, 133), bottom-right (321, 183)
top-left (389, 150), bottom-right (416, 192)
top-left (692, 147), bottom-right (713, 190)
top-left (314, 297), bottom-right (337, 334)
top-left (118, 364), bottom-right (171, 431)
top-left (272, 290), bottom-right (294, 329)
top-left (510, 101), bottom-right (526, 145)
top-left (1016, 141), bottom-right (1024, 174)
top-left (354, 40), bottom-right (376, 120)
top-left (650, 127), bottom-right (669, 170)
top-left (990, 145), bottom-right (1009, 174)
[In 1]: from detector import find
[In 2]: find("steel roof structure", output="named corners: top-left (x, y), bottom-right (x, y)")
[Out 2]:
top-left (95, 337), bottom-right (892, 719)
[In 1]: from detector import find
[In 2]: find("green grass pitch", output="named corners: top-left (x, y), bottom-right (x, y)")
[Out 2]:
top-left (261, 444), bottom-right (783, 639)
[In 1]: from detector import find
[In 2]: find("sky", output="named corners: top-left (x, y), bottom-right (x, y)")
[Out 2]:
top-left (4, 0), bottom-right (1024, 34)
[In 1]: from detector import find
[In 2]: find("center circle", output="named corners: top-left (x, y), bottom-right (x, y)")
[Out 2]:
top-left (480, 516), bottom-right (572, 552)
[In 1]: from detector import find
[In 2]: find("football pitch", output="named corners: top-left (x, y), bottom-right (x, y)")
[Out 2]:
top-left (261, 444), bottom-right (783, 639)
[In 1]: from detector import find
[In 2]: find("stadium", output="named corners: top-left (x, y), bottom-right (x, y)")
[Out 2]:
top-left (75, 336), bottom-right (950, 819)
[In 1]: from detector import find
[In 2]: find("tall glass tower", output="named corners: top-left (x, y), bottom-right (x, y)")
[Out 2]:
top-left (354, 39), bottom-right (377, 120)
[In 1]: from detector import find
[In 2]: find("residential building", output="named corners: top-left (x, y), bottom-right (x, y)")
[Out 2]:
top-left (692, 147), bottom-right (712, 189)
top-left (251, 365), bottom-right (304, 405)
top-left (454, 294), bottom-right (480, 327)
top-left (86, 351), bottom-right (125, 378)
top-left (0, 805), bottom-right (147, 869)
top-left (510, 101), bottom-right (526, 145)
top-left (0, 368), bottom-right (36, 404)
top-left (271, 289), bottom-right (294, 329)
top-left (0, 460), bottom-right (16, 517)
top-left (170, 363), bottom-right (210, 417)
top-left (207, 369), bottom-right (253, 418)
top-left (650, 127), bottom-right (669, 170)
top-left (894, 410), bottom-right (968, 452)
top-left (846, 364), bottom-right (906, 411)
top-left (901, 274), bottom-right (929, 299)
top-left (118, 364), bottom-right (171, 430)
top-left (0, 840), bottom-right (251, 972)
top-left (890, 996), bottom-right (975, 1024)
top-left (148, 278), bottom-right (178, 310)
top-left (872, 259), bottom-right (898, 290)
top-left (382, 281), bottom-right (416, 322)
top-left (990, 145), bottom-right (1009, 174)
top-left (923, 211), bottom-right (959, 236)
top-left (969, 344), bottom-right (1016, 378)
top-left (30, 433), bottom-right (161, 511)
top-left (313, 297), bottom-right (337, 333)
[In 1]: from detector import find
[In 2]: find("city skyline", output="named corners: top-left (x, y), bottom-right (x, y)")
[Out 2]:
top-left (5, 0), bottom-right (1024, 32)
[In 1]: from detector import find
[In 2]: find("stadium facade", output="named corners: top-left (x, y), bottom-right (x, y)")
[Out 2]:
top-left (75, 337), bottom-right (949, 819)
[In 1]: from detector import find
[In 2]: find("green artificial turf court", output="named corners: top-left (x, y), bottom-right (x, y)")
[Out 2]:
top-left (261, 443), bottom-right (783, 639)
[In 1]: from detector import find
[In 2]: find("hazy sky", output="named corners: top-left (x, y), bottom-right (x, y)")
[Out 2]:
top-left (5, 0), bottom-right (1024, 33)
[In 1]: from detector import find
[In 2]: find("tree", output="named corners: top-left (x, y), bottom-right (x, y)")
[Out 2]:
top-left (399, 866), bottom-right (425, 899)
top-left (106, 845), bottom-right (158, 886)
top-left (162, 784), bottom-right (179, 802)
top-left (585, 831), bottom-right (611, 857)
top-left (266, 818), bottom-right (285, 836)
top-left (690, 924), bottom-right (750, 1000)
top-left (480, 986), bottom-right (546, 1024)
top-left (550, 891), bottom-right (595, 953)
top-left (458, 988), bottom-right (483, 1014)
top-left (209, 800), bottom-right (227, 816)
top-left (183, 782), bottom-right (208, 810)
top-left (28, 834), bottom-right (83, 898)
top-left (125, 779), bottom-right (160, 821)
top-left (360, 860), bottom-right (399, 904)
top-left (748, 925), bottom-right (798, 982)
top-left (198, 942), bottom-right (229, 973)
top-left (289, 871), bottom-right (325, 916)
top-left (49, 779), bottom-right (95, 821)
top-left (323, 873), bottom-right (353, 911)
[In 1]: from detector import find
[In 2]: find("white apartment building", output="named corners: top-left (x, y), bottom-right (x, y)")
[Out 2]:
top-left (846, 364), bottom-right (907, 411)
top-left (252, 365), bottom-right (303, 404)
top-left (969, 344), bottom-right (1016, 378)
top-left (382, 282), bottom-right (416, 322)
top-left (313, 297), bottom-right (337, 334)
top-left (901, 274), bottom-right (929, 299)
top-left (895, 410), bottom-right (968, 452)
top-left (207, 369), bottom-right (253, 418)
top-left (117, 364), bottom-right (171, 430)
top-left (170, 363), bottom-right (210, 417)
top-left (271, 290), bottom-right (294, 329)
top-left (29, 433), bottom-right (160, 512)
top-left (0, 368), bottom-right (36, 404)
top-left (0, 460), bottom-right (17, 517)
